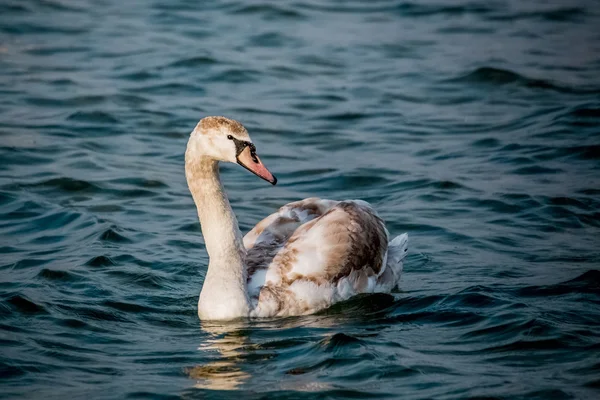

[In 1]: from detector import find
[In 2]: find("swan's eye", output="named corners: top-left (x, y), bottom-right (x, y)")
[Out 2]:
top-left (227, 135), bottom-right (233, 140)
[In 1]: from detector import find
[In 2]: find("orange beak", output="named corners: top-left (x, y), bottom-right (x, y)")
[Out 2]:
top-left (236, 146), bottom-right (277, 185)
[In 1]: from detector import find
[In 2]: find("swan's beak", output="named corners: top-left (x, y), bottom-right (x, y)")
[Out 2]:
top-left (236, 146), bottom-right (277, 185)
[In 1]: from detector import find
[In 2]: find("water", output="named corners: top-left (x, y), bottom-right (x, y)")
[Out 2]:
top-left (1, 0), bottom-right (599, 398)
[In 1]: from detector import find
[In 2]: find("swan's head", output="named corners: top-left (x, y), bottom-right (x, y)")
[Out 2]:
top-left (187, 116), bottom-right (277, 185)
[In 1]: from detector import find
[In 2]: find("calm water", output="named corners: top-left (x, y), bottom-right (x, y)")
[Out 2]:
top-left (1, 0), bottom-right (600, 398)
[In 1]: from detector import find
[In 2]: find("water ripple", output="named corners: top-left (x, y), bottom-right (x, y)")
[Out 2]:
top-left (1, 0), bottom-right (599, 398)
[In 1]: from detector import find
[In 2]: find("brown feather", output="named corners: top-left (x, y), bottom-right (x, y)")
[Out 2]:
top-left (244, 198), bottom-right (389, 316)
top-left (198, 116), bottom-right (248, 136)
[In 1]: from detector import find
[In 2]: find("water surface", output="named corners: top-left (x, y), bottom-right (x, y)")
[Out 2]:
top-left (1, 0), bottom-right (600, 398)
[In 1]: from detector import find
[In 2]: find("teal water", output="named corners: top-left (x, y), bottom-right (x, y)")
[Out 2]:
top-left (1, 0), bottom-right (600, 398)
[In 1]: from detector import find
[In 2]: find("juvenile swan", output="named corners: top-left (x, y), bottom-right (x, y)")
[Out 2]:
top-left (186, 116), bottom-right (408, 320)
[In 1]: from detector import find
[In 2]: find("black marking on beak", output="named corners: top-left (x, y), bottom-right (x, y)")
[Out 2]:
top-left (232, 137), bottom-right (260, 164)
top-left (230, 136), bottom-right (252, 157)
top-left (231, 136), bottom-right (277, 185)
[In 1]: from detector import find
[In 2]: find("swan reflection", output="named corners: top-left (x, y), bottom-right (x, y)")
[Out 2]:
top-left (187, 312), bottom-right (372, 391)
top-left (187, 321), bottom-right (251, 390)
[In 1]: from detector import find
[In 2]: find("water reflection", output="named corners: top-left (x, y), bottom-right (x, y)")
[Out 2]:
top-left (187, 300), bottom-right (393, 391)
top-left (187, 321), bottom-right (251, 390)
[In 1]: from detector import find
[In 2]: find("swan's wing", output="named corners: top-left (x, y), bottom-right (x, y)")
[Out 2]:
top-left (251, 200), bottom-right (389, 316)
top-left (243, 197), bottom-right (338, 250)
top-left (375, 232), bottom-right (409, 292)
top-left (244, 198), bottom-right (339, 297)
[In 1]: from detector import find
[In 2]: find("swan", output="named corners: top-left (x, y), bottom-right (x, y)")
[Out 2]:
top-left (186, 116), bottom-right (408, 320)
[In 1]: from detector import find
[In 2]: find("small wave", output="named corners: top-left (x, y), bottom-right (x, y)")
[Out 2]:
top-left (388, 309), bottom-right (486, 327)
top-left (562, 106), bottom-right (600, 128)
top-left (517, 270), bottom-right (600, 297)
top-left (247, 32), bottom-right (300, 48)
top-left (298, 2), bottom-right (492, 16)
top-left (19, 177), bottom-right (99, 193)
top-left (109, 177), bottom-right (169, 189)
top-left (167, 56), bottom-right (218, 69)
top-left (570, 107), bottom-right (600, 119)
top-left (231, 4), bottom-right (306, 20)
top-left (101, 300), bottom-right (157, 314)
top-left (126, 82), bottom-right (205, 95)
top-left (471, 137), bottom-right (502, 148)
top-left (511, 165), bottom-right (562, 175)
top-left (67, 111), bottom-right (120, 124)
top-left (461, 316), bottom-right (555, 342)
top-left (442, 286), bottom-right (510, 309)
top-left (313, 174), bottom-right (391, 191)
top-left (2, 22), bottom-right (88, 35)
top-left (104, 269), bottom-right (164, 289)
top-left (487, 6), bottom-right (585, 23)
top-left (0, 3), bottom-right (29, 13)
top-left (397, 3), bottom-right (494, 17)
top-left (24, 46), bottom-right (90, 56)
top-left (117, 70), bottom-right (158, 81)
top-left (3, 294), bottom-right (48, 315)
top-left (3, 257), bottom-right (49, 270)
top-left (321, 112), bottom-right (367, 122)
top-left (98, 228), bottom-right (133, 244)
top-left (320, 333), bottom-right (364, 350)
top-left (209, 69), bottom-right (261, 84)
top-left (384, 178), bottom-right (472, 193)
top-left (85, 255), bottom-right (116, 267)
top-left (37, 268), bottom-right (80, 282)
top-left (54, 303), bottom-right (132, 323)
top-left (449, 67), bottom-right (600, 94)
top-left (318, 293), bottom-right (397, 317)
top-left (486, 338), bottom-right (566, 353)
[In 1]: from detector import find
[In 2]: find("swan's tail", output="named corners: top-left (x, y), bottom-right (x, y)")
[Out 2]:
top-left (385, 233), bottom-right (408, 289)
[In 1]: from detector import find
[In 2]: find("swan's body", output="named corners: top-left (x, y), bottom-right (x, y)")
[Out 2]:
top-left (186, 116), bottom-right (408, 320)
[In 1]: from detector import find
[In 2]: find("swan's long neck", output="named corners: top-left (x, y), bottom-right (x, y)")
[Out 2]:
top-left (185, 152), bottom-right (249, 320)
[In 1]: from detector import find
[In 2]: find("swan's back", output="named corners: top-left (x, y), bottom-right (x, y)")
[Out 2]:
top-left (243, 198), bottom-right (407, 317)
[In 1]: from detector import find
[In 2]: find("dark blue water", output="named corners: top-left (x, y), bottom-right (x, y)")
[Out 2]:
top-left (1, 0), bottom-right (600, 398)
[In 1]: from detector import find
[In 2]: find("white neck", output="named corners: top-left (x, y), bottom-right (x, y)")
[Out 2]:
top-left (185, 150), bottom-right (250, 320)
